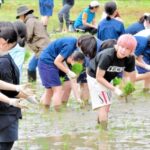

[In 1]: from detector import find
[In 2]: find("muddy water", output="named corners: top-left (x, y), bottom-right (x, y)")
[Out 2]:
top-left (11, 86), bottom-right (150, 150)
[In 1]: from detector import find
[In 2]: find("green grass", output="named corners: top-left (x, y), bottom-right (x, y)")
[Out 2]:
top-left (1, 0), bottom-right (150, 33)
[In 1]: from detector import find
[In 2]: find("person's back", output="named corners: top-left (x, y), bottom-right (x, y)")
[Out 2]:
top-left (97, 1), bottom-right (125, 41)
top-left (125, 22), bottom-right (144, 35)
top-left (125, 14), bottom-right (150, 35)
top-left (40, 37), bottom-right (77, 65)
top-left (97, 18), bottom-right (124, 40)
top-left (25, 14), bottom-right (50, 55)
top-left (134, 35), bottom-right (150, 62)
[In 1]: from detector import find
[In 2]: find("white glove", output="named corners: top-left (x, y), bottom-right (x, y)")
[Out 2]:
top-left (26, 96), bottom-right (38, 104)
top-left (66, 70), bottom-right (77, 79)
top-left (145, 64), bottom-right (150, 70)
top-left (114, 87), bottom-right (123, 96)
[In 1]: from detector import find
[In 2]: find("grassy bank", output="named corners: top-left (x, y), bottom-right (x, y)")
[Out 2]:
top-left (0, 0), bottom-right (150, 31)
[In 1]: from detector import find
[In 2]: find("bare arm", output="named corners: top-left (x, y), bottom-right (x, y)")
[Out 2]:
top-left (82, 13), bottom-right (96, 28)
top-left (0, 92), bottom-right (12, 104)
top-left (135, 55), bottom-right (148, 69)
top-left (92, 18), bottom-right (97, 27)
top-left (54, 54), bottom-right (69, 73)
top-left (96, 68), bottom-right (115, 91)
top-left (0, 80), bottom-right (18, 91)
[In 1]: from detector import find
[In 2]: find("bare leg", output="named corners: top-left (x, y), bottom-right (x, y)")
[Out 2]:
top-left (98, 105), bottom-right (110, 130)
top-left (41, 16), bottom-right (49, 30)
top-left (71, 79), bottom-right (80, 101)
top-left (52, 86), bottom-right (63, 111)
top-left (136, 72), bottom-right (150, 89)
top-left (61, 80), bottom-right (71, 105)
top-left (40, 88), bottom-right (53, 108)
top-left (144, 78), bottom-right (150, 89)
top-left (80, 83), bottom-right (90, 104)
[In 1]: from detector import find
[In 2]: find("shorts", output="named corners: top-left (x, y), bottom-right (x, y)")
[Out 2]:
top-left (38, 61), bottom-right (61, 88)
top-left (59, 70), bottom-right (69, 82)
top-left (39, 1), bottom-right (54, 16)
top-left (136, 57), bottom-right (150, 73)
top-left (77, 71), bottom-right (87, 84)
top-left (87, 75), bottom-right (112, 110)
top-left (136, 65), bottom-right (150, 74)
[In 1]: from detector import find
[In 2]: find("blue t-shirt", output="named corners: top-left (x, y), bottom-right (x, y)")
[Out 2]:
top-left (74, 8), bottom-right (95, 28)
top-left (97, 18), bottom-right (125, 41)
top-left (134, 36), bottom-right (148, 57)
top-left (125, 22), bottom-right (145, 35)
top-left (96, 38), bottom-right (103, 53)
top-left (40, 37), bottom-right (77, 65)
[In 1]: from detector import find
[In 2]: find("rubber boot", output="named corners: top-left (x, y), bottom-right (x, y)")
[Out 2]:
top-left (28, 70), bottom-right (36, 82)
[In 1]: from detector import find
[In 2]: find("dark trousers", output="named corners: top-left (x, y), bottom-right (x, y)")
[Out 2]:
top-left (0, 142), bottom-right (14, 150)
top-left (58, 4), bottom-right (73, 28)
top-left (77, 25), bottom-right (97, 35)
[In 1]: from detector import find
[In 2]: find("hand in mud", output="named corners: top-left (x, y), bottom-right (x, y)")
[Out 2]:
top-left (114, 87), bottom-right (123, 97)
top-left (77, 98), bottom-right (85, 108)
top-left (9, 98), bottom-right (28, 109)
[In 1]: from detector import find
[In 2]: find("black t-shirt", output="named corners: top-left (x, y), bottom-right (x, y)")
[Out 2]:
top-left (0, 54), bottom-right (21, 116)
top-left (87, 48), bottom-right (135, 82)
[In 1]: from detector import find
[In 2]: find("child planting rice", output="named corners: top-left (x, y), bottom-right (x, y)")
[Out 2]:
top-left (38, 35), bottom-right (96, 111)
top-left (81, 34), bottom-right (137, 130)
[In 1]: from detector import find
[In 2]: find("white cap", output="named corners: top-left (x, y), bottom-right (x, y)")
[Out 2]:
top-left (90, 1), bottom-right (100, 7)
top-left (144, 12), bottom-right (150, 17)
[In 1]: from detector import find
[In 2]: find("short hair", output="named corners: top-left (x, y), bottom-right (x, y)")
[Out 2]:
top-left (78, 35), bottom-right (97, 59)
top-left (100, 39), bottom-right (117, 51)
top-left (117, 34), bottom-right (137, 53)
top-left (13, 21), bottom-right (27, 47)
top-left (139, 14), bottom-right (150, 24)
top-left (0, 21), bottom-right (17, 43)
top-left (72, 51), bottom-right (85, 62)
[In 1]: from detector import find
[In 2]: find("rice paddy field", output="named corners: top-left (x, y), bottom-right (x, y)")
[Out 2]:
top-left (0, 0), bottom-right (150, 150)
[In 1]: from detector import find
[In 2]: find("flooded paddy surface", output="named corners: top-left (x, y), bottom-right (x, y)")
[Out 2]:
top-left (12, 83), bottom-right (150, 150)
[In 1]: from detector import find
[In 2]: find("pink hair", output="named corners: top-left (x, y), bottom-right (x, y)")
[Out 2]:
top-left (117, 34), bottom-right (137, 53)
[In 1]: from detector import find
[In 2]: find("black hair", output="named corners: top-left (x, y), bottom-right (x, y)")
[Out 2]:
top-left (78, 35), bottom-right (97, 59)
top-left (0, 21), bottom-right (17, 43)
top-left (105, 1), bottom-right (117, 20)
top-left (72, 51), bottom-right (85, 62)
top-left (139, 14), bottom-right (150, 24)
top-left (89, 5), bottom-right (99, 10)
top-left (13, 21), bottom-right (27, 47)
top-left (100, 39), bottom-right (117, 51)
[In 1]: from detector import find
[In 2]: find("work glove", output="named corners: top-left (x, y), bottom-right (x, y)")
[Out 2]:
top-left (114, 87), bottom-right (123, 96)
top-left (66, 70), bottom-right (77, 79)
